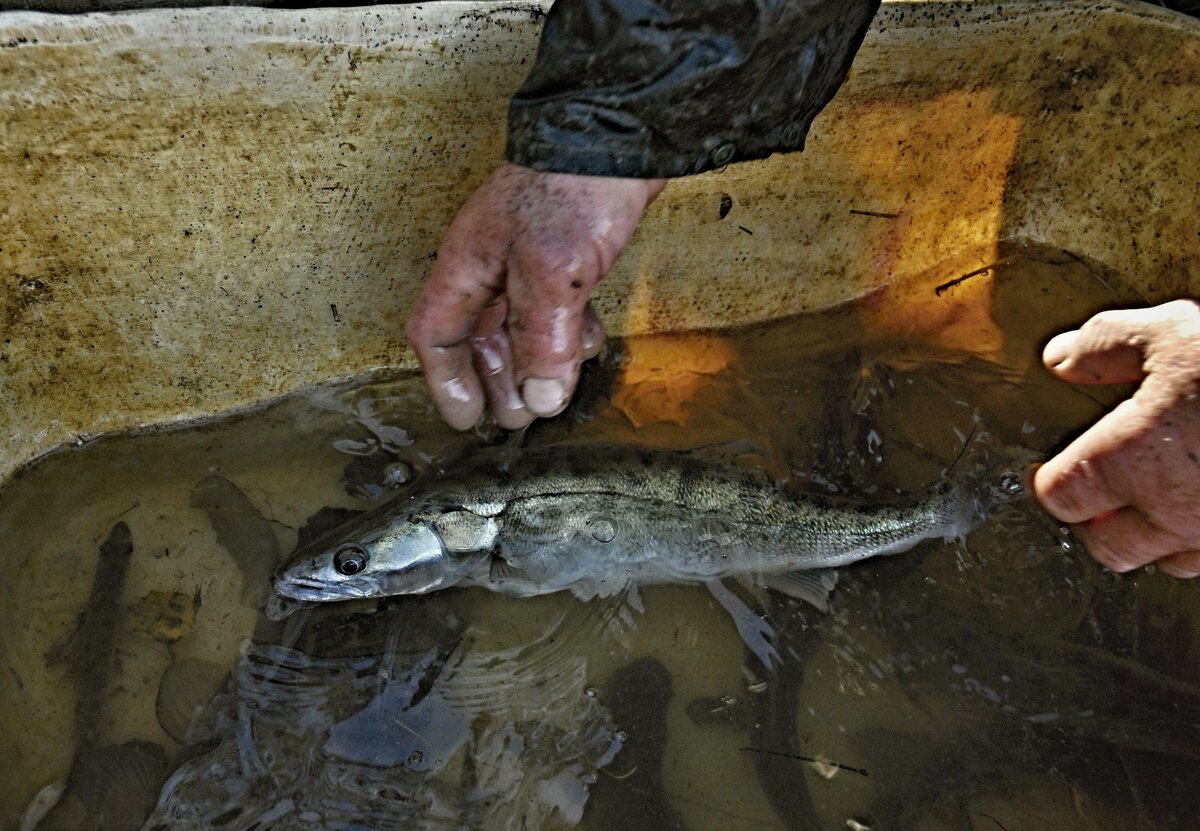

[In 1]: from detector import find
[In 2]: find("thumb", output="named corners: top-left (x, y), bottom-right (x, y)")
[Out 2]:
top-left (1042, 309), bottom-right (1150, 385)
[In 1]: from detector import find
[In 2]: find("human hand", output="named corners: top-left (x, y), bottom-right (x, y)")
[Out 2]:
top-left (1032, 300), bottom-right (1200, 577)
top-left (406, 163), bottom-right (666, 430)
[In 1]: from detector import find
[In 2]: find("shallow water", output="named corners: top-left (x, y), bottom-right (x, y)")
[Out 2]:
top-left (4, 242), bottom-right (1200, 830)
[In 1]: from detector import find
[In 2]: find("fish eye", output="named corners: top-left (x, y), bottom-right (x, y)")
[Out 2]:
top-left (333, 544), bottom-right (369, 576)
top-left (998, 471), bottom-right (1024, 496)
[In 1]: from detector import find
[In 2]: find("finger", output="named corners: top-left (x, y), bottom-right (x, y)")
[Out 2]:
top-left (470, 300), bottom-right (534, 430)
top-left (580, 302), bottom-right (606, 362)
top-left (1074, 506), bottom-right (1184, 572)
top-left (1157, 550), bottom-right (1200, 579)
top-left (506, 250), bottom-right (594, 417)
top-left (1042, 308), bottom-right (1153, 385)
top-left (405, 232), bottom-right (506, 431)
top-left (407, 340), bottom-right (485, 431)
top-left (1031, 394), bottom-right (1154, 523)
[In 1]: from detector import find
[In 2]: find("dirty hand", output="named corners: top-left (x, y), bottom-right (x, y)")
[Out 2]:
top-left (1033, 300), bottom-right (1200, 577)
top-left (406, 162), bottom-right (666, 430)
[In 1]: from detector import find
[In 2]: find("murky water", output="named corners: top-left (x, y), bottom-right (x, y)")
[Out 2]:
top-left (4, 242), bottom-right (1200, 830)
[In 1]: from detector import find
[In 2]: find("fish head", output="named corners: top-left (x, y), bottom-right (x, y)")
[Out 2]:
top-left (274, 503), bottom-right (488, 602)
top-left (957, 442), bottom-right (1043, 518)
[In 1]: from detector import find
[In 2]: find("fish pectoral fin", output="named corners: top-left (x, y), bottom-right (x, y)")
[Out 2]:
top-left (760, 568), bottom-right (840, 611)
top-left (488, 556), bottom-right (527, 585)
top-left (486, 557), bottom-right (550, 596)
top-left (705, 580), bottom-right (779, 670)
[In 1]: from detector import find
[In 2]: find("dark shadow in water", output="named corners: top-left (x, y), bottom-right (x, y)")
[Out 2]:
top-left (38, 524), bottom-right (173, 831)
top-left (587, 657), bottom-right (688, 831)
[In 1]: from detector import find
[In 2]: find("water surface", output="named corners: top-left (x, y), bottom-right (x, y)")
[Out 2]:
top-left (4, 243), bottom-right (1199, 830)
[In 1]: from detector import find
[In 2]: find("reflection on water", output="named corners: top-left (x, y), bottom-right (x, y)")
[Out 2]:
top-left (145, 597), bottom-right (625, 829)
top-left (3, 243), bottom-right (1200, 830)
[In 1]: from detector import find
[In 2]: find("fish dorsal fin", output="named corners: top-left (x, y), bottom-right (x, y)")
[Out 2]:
top-left (760, 569), bottom-right (839, 611)
top-left (432, 510), bottom-right (498, 553)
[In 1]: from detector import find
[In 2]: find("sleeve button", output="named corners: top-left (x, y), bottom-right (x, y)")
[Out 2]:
top-left (711, 142), bottom-right (736, 166)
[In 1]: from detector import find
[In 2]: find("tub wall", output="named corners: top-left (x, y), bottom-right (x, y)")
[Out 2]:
top-left (1, 0), bottom-right (1198, 482)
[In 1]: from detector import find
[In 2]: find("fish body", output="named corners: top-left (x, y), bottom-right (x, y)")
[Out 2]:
top-left (275, 442), bottom-right (1030, 605)
top-left (191, 475), bottom-right (281, 604)
top-left (50, 522), bottom-right (134, 748)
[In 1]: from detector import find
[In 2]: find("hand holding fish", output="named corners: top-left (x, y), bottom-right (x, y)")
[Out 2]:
top-left (1033, 300), bottom-right (1200, 577)
top-left (406, 163), bottom-right (666, 430)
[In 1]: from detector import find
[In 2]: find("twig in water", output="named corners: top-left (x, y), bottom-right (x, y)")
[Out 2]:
top-left (973, 812), bottom-right (1012, 831)
top-left (935, 266), bottom-right (991, 296)
top-left (738, 746), bottom-right (869, 777)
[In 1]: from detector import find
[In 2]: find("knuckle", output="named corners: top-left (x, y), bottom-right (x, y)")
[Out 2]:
top-left (1034, 461), bottom-right (1109, 523)
top-left (1158, 550), bottom-right (1200, 578)
top-left (1159, 298), bottom-right (1200, 323)
top-left (470, 332), bottom-right (511, 379)
top-left (404, 314), bottom-right (428, 343)
top-left (518, 244), bottom-right (596, 285)
top-left (1082, 508), bottom-right (1183, 573)
top-left (1081, 530), bottom-right (1141, 572)
top-left (1085, 308), bottom-right (1129, 329)
top-left (405, 315), bottom-right (455, 351)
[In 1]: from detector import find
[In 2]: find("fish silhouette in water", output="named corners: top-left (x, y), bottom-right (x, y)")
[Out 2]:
top-left (47, 522), bottom-right (133, 748)
top-left (35, 523), bottom-right (170, 831)
top-left (587, 657), bottom-right (688, 831)
top-left (143, 597), bottom-right (624, 830)
top-left (275, 440), bottom-right (1033, 616)
top-left (191, 476), bottom-right (281, 605)
top-left (35, 741), bottom-right (168, 831)
top-left (154, 658), bottom-right (227, 745)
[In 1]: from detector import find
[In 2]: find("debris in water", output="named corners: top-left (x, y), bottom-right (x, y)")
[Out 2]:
top-left (129, 591), bottom-right (198, 645)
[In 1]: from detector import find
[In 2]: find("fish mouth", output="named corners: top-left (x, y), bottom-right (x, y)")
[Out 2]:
top-left (273, 576), bottom-right (363, 602)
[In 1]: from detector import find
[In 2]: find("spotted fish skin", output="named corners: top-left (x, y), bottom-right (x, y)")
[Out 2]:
top-left (275, 442), bottom-right (1029, 603)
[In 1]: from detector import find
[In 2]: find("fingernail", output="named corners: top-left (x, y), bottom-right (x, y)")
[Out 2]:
top-left (436, 378), bottom-right (481, 430)
top-left (439, 377), bottom-right (474, 404)
top-left (581, 327), bottom-right (599, 354)
top-left (1043, 330), bottom-right (1079, 369)
top-left (474, 340), bottom-right (505, 377)
top-left (522, 377), bottom-right (568, 416)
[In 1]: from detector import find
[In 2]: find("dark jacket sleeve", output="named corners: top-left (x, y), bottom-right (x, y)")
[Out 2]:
top-left (506, 0), bottom-right (881, 178)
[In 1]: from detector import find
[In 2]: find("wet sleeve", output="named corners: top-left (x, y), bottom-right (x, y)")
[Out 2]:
top-left (505, 0), bottom-right (881, 179)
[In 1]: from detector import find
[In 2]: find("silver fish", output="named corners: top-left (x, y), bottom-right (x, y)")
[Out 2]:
top-left (275, 441), bottom-right (1032, 608)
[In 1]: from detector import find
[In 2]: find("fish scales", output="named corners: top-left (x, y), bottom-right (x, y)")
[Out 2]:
top-left (276, 442), bottom-right (1030, 605)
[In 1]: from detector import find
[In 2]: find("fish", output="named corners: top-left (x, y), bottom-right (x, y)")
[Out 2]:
top-left (191, 475), bottom-right (281, 605)
top-left (36, 523), bottom-right (170, 831)
top-left (154, 657), bottom-right (227, 744)
top-left (35, 741), bottom-right (168, 831)
top-left (275, 439), bottom-right (1033, 609)
top-left (47, 522), bottom-right (134, 749)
